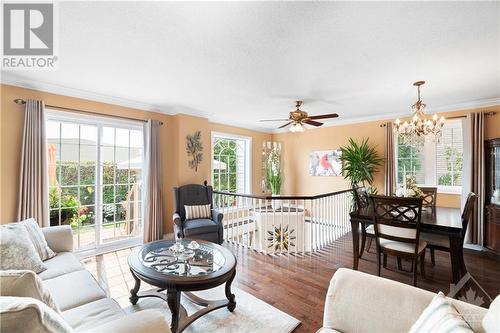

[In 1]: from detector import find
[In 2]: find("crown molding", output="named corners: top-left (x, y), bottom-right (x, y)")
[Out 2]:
top-left (1, 73), bottom-right (170, 114)
top-left (3, 73), bottom-right (498, 135)
top-left (272, 97), bottom-right (500, 133)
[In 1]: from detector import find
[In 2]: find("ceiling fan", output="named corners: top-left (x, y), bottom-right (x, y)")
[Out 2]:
top-left (260, 100), bottom-right (339, 132)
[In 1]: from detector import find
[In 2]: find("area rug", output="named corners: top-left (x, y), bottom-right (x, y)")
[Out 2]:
top-left (117, 285), bottom-right (301, 333)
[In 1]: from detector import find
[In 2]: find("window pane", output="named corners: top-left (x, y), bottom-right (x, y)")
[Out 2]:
top-left (130, 130), bottom-right (142, 148)
top-left (60, 144), bottom-right (79, 163)
top-left (49, 187), bottom-right (60, 209)
top-left (103, 186), bottom-right (115, 204)
top-left (102, 127), bottom-right (115, 146)
top-left (61, 123), bottom-right (79, 141)
top-left (46, 121), bottom-right (60, 140)
top-left (49, 209), bottom-right (60, 226)
top-left (437, 123), bottom-right (463, 187)
top-left (102, 204), bottom-right (116, 223)
top-left (115, 128), bottom-right (129, 147)
top-left (80, 205), bottom-right (96, 226)
top-left (115, 185), bottom-right (129, 203)
top-left (79, 186), bottom-right (95, 206)
top-left (60, 163), bottom-right (79, 186)
top-left (80, 125), bottom-right (97, 145)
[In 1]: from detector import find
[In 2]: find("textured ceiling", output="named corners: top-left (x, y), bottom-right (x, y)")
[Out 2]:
top-left (2, 1), bottom-right (499, 132)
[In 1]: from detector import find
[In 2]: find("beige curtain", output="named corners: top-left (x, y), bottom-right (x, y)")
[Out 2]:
top-left (18, 100), bottom-right (49, 227)
top-left (464, 112), bottom-right (485, 245)
top-left (384, 122), bottom-right (396, 195)
top-left (143, 119), bottom-right (163, 242)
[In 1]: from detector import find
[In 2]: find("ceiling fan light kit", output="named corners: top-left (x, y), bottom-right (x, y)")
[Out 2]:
top-left (394, 81), bottom-right (445, 143)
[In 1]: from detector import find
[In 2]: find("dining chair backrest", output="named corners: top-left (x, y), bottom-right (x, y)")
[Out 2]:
top-left (370, 195), bottom-right (423, 254)
top-left (419, 187), bottom-right (437, 214)
top-left (354, 186), bottom-right (369, 209)
top-left (461, 192), bottom-right (478, 240)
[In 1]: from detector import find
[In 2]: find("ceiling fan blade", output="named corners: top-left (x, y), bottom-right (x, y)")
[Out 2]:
top-left (278, 121), bottom-right (294, 129)
top-left (308, 113), bottom-right (339, 120)
top-left (304, 120), bottom-right (324, 127)
top-left (260, 119), bottom-right (290, 122)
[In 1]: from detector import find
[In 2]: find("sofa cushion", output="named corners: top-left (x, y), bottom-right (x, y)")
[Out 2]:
top-left (316, 328), bottom-right (341, 333)
top-left (88, 309), bottom-right (171, 333)
top-left (409, 292), bottom-right (473, 333)
top-left (0, 270), bottom-right (59, 313)
top-left (62, 298), bottom-right (124, 332)
top-left (43, 270), bottom-right (106, 311)
top-left (483, 295), bottom-right (500, 333)
top-left (0, 223), bottom-right (47, 273)
top-left (184, 218), bottom-right (218, 236)
top-left (20, 218), bottom-right (57, 261)
top-left (0, 296), bottom-right (73, 333)
top-left (38, 252), bottom-right (84, 281)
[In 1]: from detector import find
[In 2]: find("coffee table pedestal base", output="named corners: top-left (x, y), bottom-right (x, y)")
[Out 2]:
top-left (129, 271), bottom-right (236, 333)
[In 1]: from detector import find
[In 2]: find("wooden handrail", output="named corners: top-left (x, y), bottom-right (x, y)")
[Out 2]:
top-left (213, 188), bottom-right (354, 201)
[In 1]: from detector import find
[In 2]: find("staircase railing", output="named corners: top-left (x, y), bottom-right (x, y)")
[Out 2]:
top-left (213, 189), bottom-right (353, 255)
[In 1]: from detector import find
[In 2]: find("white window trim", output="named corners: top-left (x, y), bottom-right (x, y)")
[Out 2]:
top-left (394, 119), bottom-right (463, 195)
top-left (211, 131), bottom-right (252, 194)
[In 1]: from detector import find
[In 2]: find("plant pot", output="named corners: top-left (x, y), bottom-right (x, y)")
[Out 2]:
top-left (271, 194), bottom-right (281, 211)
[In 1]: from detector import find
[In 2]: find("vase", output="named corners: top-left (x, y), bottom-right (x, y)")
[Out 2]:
top-left (271, 194), bottom-right (282, 211)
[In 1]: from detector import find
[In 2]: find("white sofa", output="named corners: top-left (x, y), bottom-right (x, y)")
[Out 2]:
top-left (2, 225), bottom-right (171, 333)
top-left (318, 268), bottom-right (499, 333)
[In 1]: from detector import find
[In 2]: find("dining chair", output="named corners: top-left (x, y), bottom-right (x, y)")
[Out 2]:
top-left (354, 187), bottom-right (374, 258)
top-left (419, 187), bottom-right (437, 216)
top-left (370, 195), bottom-right (426, 286)
top-left (421, 192), bottom-right (477, 267)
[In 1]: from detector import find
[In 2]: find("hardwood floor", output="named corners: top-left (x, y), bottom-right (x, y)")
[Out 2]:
top-left (82, 233), bottom-right (500, 333)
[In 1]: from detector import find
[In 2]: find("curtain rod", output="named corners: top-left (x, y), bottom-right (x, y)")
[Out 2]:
top-left (13, 99), bottom-right (164, 125)
top-left (379, 111), bottom-right (497, 127)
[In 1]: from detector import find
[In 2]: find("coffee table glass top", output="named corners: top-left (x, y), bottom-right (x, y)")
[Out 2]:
top-left (138, 240), bottom-right (226, 276)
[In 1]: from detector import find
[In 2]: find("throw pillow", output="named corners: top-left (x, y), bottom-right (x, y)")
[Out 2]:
top-left (483, 295), bottom-right (500, 333)
top-left (20, 218), bottom-right (57, 260)
top-left (409, 292), bottom-right (474, 333)
top-left (0, 224), bottom-right (47, 273)
top-left (0, 270), bottom-right (59, 313)
top-left (0, 296), bottom-right (73, 333)
top-left (185, 204), bottom-right (211, 220)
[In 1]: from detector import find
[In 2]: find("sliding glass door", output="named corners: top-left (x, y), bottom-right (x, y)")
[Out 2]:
top-left (46, 112), bottom-right (144, 253)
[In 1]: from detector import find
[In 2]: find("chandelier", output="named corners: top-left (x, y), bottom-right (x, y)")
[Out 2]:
top-left (394, 81), bottom-right (445, 142)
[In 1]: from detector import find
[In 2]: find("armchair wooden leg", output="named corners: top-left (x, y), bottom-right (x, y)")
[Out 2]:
top-left (430, 248), bottom-right (435, 266)
top-left (383, 253), bottom-right (387, 268)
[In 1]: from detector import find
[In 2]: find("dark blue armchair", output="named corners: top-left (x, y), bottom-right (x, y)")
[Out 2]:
top-left (173, 183), bottom-right (224, 244)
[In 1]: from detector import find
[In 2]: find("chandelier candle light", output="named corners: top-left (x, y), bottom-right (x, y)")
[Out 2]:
top-left (394, 81), bottom-right (445, 142)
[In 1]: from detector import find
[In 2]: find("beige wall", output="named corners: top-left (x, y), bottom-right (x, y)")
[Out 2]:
top-left (0, 84), bottom-right (271, 232)
top-left (1, 83), bottom-right (499, 231)
top-left (274, 105), bottom-right (500, 208)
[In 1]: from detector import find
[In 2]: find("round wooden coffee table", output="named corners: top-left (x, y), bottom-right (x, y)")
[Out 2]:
top-left (128, 239), bottom-right (237, 333)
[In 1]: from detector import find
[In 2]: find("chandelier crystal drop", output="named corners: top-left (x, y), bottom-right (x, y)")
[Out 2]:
top-left (394, 81), bottom-right (445, 143)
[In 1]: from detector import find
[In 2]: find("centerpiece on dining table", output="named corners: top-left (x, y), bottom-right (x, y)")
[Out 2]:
top-left (395, 166), bottom-right (424, 198)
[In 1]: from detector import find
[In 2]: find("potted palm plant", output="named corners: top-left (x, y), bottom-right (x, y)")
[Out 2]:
top-left (340, 138), bottom-right (383, 205)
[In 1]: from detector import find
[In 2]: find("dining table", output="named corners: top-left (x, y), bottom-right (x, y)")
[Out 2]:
top-left (350, 205), bottom-right (466, 283)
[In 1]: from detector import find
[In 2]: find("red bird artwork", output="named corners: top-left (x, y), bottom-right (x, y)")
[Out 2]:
top-left (309, 150), bottom-right (342, 176)
top-left (320, 154), bottom-right (334, 174)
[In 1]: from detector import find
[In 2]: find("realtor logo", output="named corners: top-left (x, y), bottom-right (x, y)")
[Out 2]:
top-left (2, 3), bottom-right (58, 69)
